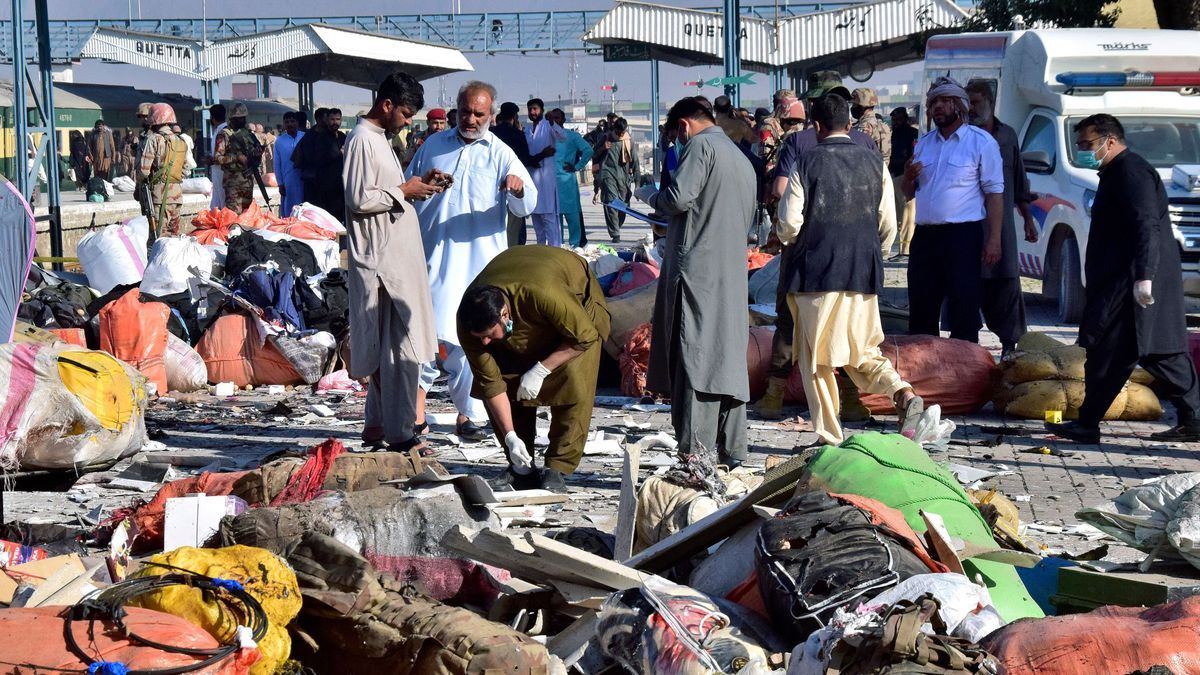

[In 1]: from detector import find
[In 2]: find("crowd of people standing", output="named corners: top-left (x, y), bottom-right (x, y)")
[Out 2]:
top-left (115, 66), bottom-right (1200, 496)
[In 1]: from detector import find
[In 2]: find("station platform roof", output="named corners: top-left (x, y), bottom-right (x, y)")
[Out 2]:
top-left (79, 22), bottom-right (473, 88)
top-left (583, 0), bottom-right (968, 79)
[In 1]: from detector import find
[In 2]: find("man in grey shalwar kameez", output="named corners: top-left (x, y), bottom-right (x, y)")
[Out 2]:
top-left (343, 72), bottom-right (446, 453)
top-left (637, 97), bottom-right (757, 466)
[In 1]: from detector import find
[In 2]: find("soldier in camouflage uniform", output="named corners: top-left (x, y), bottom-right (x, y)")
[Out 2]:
top-left (851, 88), bottom-right (892, 166)
top-left (135, 103), bottom-right (187, 240)
top-left (215, 102), bottom-right (263, 214)
top-left (133, 102), bottom-right (154, 222)
top-left (760, 88), bottom-right (797, 172)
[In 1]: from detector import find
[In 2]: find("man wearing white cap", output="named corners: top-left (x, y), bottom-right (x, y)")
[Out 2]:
top-left (901, 76), bottom-right (1004, 344)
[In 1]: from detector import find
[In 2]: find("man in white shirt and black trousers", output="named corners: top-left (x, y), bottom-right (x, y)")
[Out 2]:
top-left (902, 77), bottom-right (1004, 343)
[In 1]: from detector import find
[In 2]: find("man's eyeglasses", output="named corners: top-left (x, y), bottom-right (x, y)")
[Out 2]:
top-left (782, 118), bottom-right (804, 127)
top-left (1075, 135), bottom-right (1108, 151)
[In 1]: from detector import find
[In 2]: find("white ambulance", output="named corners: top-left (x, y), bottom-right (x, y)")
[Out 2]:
top-left (922, 29), bottom-right (1200, 323)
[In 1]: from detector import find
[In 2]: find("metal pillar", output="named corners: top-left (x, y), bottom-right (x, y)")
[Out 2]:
top-left (723, 0), bottom-right (741, 107)
top-left (10, 0), bottom-right (27, 200)
top-left (650, 59), bottom-right (660, 181)
top-left (34, 0), bottom-right (61, 262)
top-left (771, 68), bottom-right (787, 95)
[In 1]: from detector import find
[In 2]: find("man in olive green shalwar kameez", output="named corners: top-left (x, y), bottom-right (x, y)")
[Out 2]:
top-left (459, 246), bottom-right (611, 493)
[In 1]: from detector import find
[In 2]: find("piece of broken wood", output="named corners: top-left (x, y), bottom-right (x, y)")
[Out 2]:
top-left (612, 445), bottom-right (641, 562)
top-left (625, 453), bottom-right (810, 573)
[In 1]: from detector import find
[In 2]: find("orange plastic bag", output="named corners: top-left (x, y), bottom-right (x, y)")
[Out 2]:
top-left (49, 328), bottom-right (86, 346)
top-left (0, 605), bottom-right (258, 674)
top-left (235, 200), bottom-right (265, 230)
top-left (99, 289), bottom-right (170, 394)
top-left (747, 249), bottom-right (774, 271)
top-left (195, 312), bottom-right (302, 387)
top-left (190, 207), bottom-right (240, 245)
top-left (981, 597), bottom-right (1200, 675)
top-left (266, 217), bottom-right (339, 241)
top-left (785, 334), bottom-right (998, 414)
top-left (109, 469), bottom-right (253, 551)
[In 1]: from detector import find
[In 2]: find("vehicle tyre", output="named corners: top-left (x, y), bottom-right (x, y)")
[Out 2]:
top-left (1058, 236), bottom-right (1085, 324)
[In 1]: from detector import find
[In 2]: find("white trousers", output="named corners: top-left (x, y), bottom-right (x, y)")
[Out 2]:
top-left (419, 342), bottom-right (486, 421)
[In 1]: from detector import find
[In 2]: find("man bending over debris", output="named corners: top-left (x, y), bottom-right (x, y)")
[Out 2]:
top-left (777, 93), bottom-right (923, 447)
top-left (458, 246), bottom-right (611, 493)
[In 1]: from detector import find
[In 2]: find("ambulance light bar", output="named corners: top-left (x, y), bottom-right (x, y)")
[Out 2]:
top-left (1057, 71), bottom-right (1200, 88)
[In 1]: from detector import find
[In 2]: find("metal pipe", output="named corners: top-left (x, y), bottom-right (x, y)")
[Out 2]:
top-left (35, 0), bottom-right (61, 264)
top-left (10, 0), bottom-right (27, 200)
top-left (723, 0), bottom-right (741, 107)
top-left (650, 59), bottom-right (660, 182)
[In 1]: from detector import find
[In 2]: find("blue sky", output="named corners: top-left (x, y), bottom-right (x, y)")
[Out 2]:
top-left (39, 0), bottom-right (919, 110)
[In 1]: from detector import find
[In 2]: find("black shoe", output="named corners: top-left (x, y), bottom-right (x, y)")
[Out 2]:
top-left (539, 467), bottom-right (568, 494)
top-left (1046, 420), bottom-right (1100, 444)
top-left (1150, 421), bottom-right (1200, 443)
top-left (455, 419), bottom-right (489, 442)
top-left (717, 452), bottom-right (744, 470)
top-left (490, 468), bottom-right (541, 492)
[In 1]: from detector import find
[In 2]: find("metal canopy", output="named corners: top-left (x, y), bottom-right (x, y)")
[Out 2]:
top-left (79, 23), bottom-right (474, 87)
top-left (582, 0), bottom-right (968, 74)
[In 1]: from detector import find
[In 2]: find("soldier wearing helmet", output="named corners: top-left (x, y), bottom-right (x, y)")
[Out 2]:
top-left (214, 102), bottom-right (263, 214)
top-left (135, 103), bottom-right (187, 239)
top-left (852, 87), bottom-right (891, 166)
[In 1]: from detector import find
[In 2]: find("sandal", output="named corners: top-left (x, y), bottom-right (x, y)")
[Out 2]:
top-left (897, 394), bottom-right (925, 438)
top-left (389, 436), bottom-right (436, 457)
top-left (413, 420), bottom-right (431, 437)
top-left (455, 419), bottom-right (490, 442)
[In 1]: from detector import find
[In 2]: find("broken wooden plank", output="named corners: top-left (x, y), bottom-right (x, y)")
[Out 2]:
top-left (549, 579), bottom-right (610, 610)
top-left (612, 445), bottom-right (641, 562)
top-left (547, 611), bottom-right (600, 667)
top-left (521, 532), bottom-right (649, 591)
top-left (625, 454), bottom-right (810, 573)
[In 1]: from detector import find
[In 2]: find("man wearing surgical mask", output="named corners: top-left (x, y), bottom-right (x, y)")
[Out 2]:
top-left (1047, 114), bottom-right (1200, 444)
top-left (457, 246), bottom-right (611, 493)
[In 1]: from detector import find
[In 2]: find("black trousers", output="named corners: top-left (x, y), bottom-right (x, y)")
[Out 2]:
top-left (1079, 311), bottom-right (1200, 428)
top-left (981, 277), bottom-right (1027, 349)
top-left (908, 221), bottom-right (983, 342)
top-left (769, 246), bottom-right (794, 379)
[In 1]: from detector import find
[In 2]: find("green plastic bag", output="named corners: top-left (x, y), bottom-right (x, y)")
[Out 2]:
top-left (800, 431), bottom-right (1044, 623)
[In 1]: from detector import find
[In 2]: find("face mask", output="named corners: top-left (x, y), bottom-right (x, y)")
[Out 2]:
top-left (1076, 140), bottom-right (1108, 170)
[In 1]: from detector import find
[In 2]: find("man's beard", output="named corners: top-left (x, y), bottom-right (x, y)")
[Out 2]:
top-left (459, 125), bottom-right (486, 140)
top-left (933, 112), bottom-right (959, 129)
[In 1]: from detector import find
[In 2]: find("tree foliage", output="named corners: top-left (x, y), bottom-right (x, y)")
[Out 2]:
top-left (961, 0), bottom-right (1120, 31)
top-left (1153, 0), bottom-right (1200, 29)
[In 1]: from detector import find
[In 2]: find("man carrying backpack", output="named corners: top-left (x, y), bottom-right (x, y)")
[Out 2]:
top-left (136, 103), bottom-right (187, 240)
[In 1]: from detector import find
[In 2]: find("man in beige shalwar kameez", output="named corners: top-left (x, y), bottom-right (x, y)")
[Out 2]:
top-left (343, 71), bottom-right (446, 453)
top-left (777, 94), bottom-right (923, 447)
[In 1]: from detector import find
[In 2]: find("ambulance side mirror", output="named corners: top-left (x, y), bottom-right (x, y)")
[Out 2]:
top-left (1022, 150), bottom-right (1052, 174)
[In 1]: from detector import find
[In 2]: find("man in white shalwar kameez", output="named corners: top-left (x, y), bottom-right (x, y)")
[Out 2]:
top-left (407, 81), bottom-right (537, 439)
top-left (524, 98), bottom-right (566, 246)
top-left (343, 71), bottom-right (445, 453)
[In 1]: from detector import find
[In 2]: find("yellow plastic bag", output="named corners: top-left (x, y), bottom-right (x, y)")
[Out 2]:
top-left (132, 545), bottom-right (301, 675)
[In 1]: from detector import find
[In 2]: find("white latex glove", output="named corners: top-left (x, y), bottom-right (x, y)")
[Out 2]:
top-left (634, 184), bottom-right (657, 205)
top-left (504, 431), bottom-right (533, 474)
top-left (517, 361), bottom-right (552, 401)
top-left (1134, 279), bottom-right (1155, 308)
